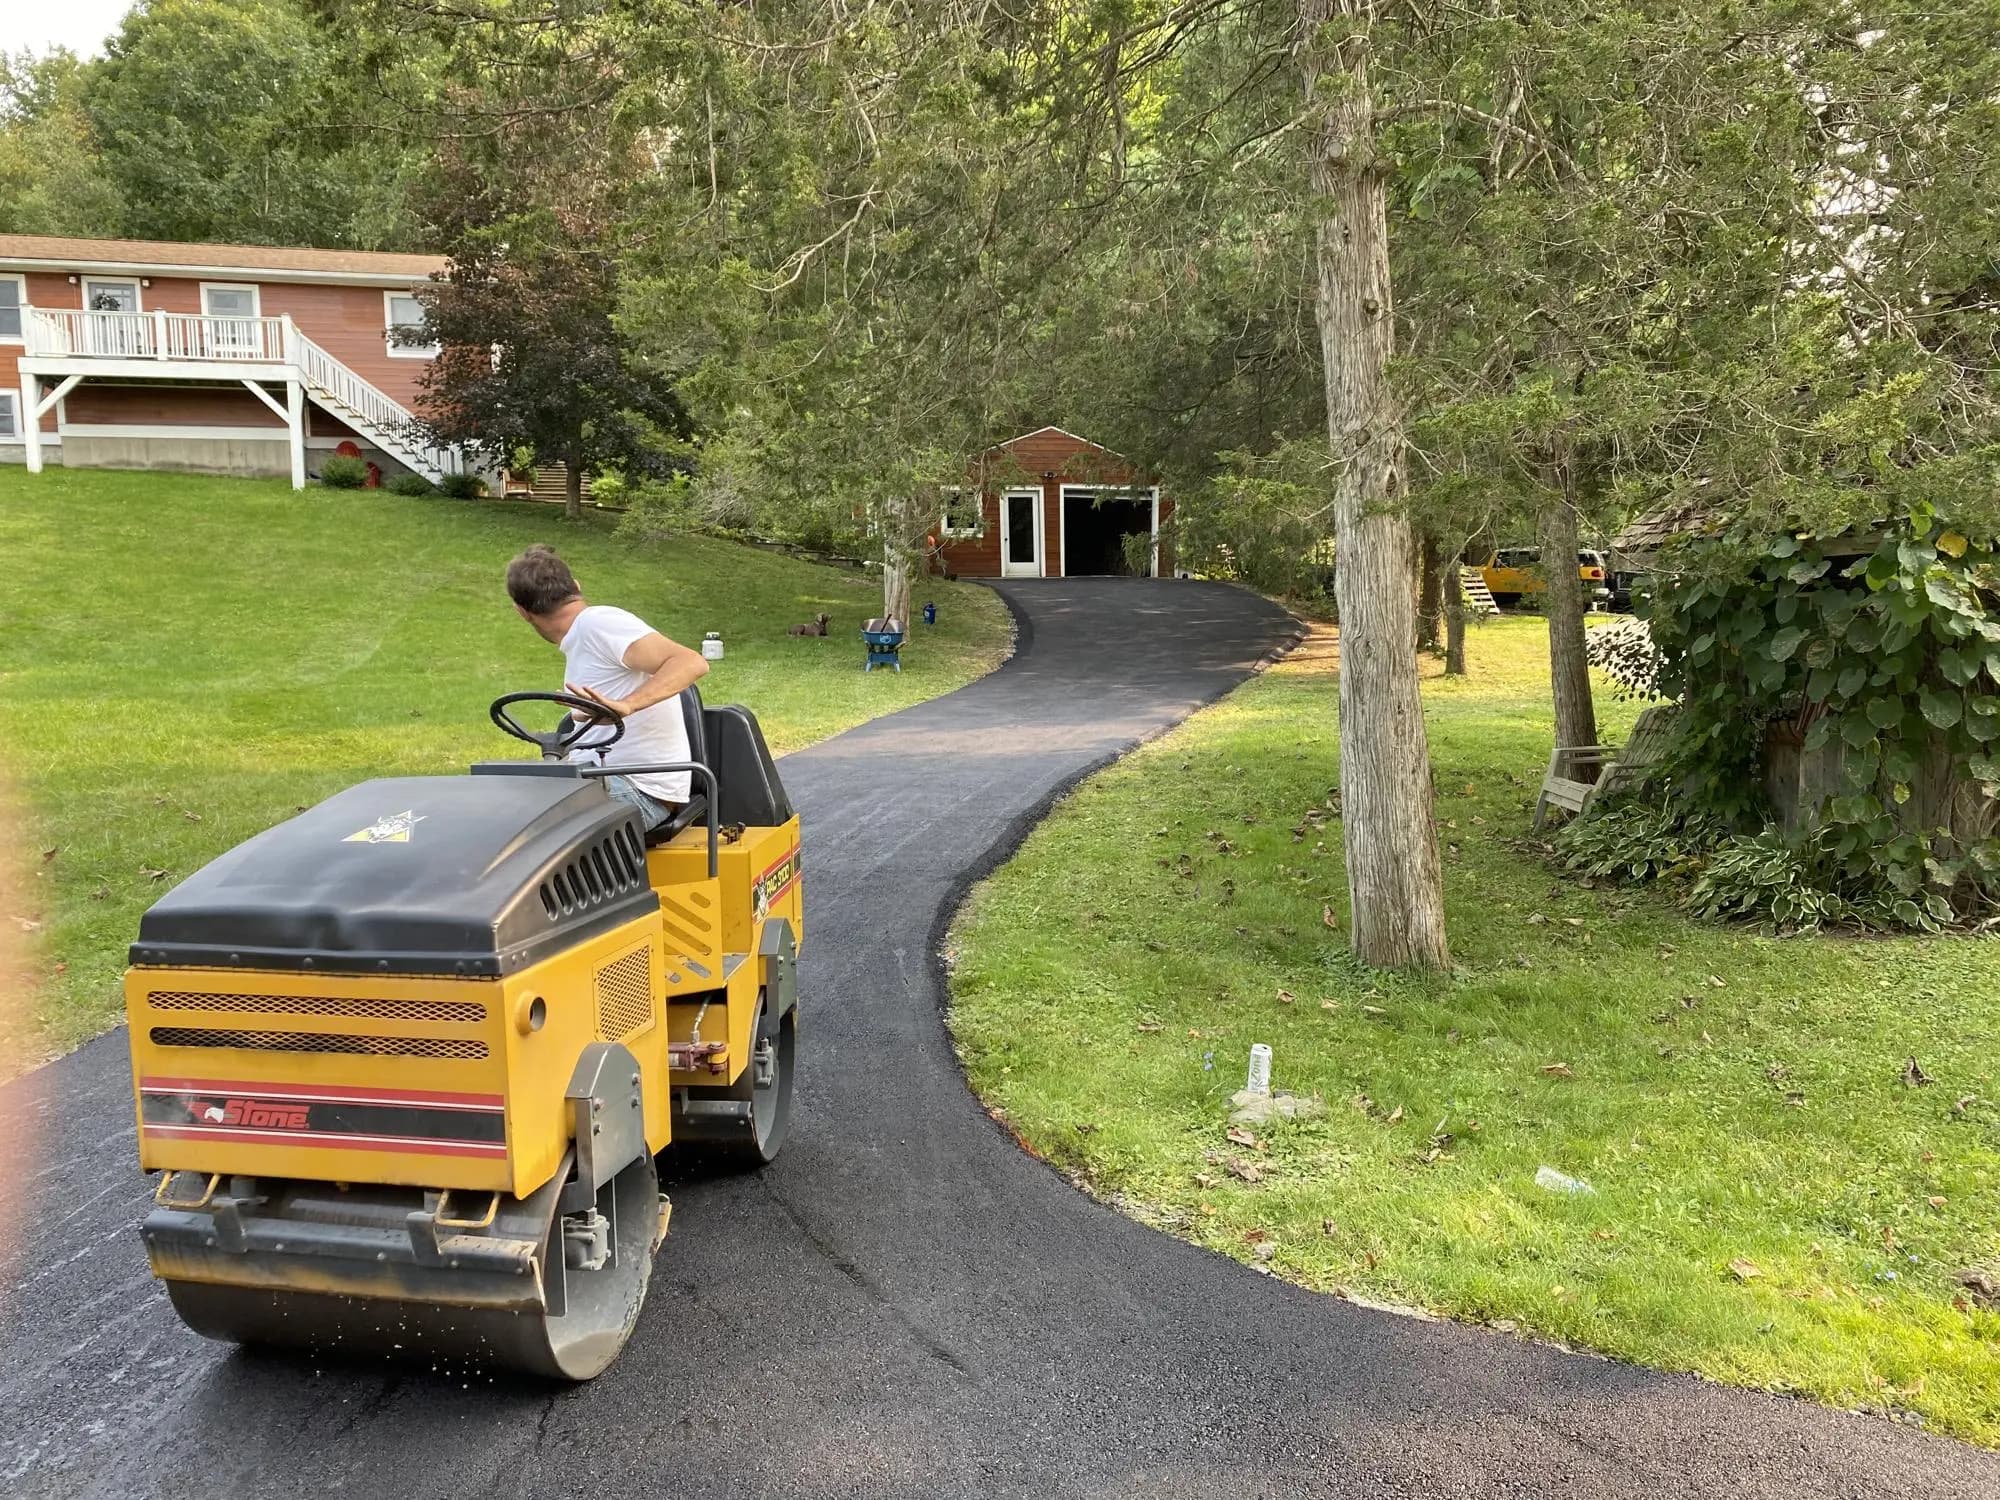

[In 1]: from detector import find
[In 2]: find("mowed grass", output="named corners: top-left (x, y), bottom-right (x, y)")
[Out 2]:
top-left (0, 467), bottom-right (1010, 1053)
top-left (949, 616), bottom-right (2000, 1445)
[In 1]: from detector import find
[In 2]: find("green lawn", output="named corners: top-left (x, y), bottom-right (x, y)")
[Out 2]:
top-left (0, 467), bottom-right (1010, 1053)
top-left (949, 617), bottom-right (2000, 1446)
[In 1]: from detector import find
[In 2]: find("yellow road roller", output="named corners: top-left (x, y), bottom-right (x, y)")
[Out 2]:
top-left (123, 689), bottom-right (800, 1379)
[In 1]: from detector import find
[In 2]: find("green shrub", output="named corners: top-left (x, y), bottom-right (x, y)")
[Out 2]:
top-left (587, 471), bottom-right (628, 506)
top-left (1555, 801), bottom-right (1727, 883)
top-left (1681, 826), bottom-right (1943, 932)
top-left (1559, 799), bottom-right (1956, 933)
top-left (1643, 517), bottom-right (2000, 918)
top-left (438, 472), bottom-right (487, 500)
top-left (386, 472), bottom-right (435, 497)
top-left (318, 455), bottom-right (368, 489)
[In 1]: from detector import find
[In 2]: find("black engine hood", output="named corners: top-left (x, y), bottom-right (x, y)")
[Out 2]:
top-left (132, 775), bottom-right (657, 977)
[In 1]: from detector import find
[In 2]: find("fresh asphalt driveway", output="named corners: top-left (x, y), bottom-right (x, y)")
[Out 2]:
top-left (0, 579), bottom-right (1993, 1498)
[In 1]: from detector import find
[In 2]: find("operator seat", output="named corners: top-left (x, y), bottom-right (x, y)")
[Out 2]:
top-left (646, 686), bottom-right (709, 846)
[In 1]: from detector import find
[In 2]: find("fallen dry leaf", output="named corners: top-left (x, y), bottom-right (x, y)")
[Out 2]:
top-left (1193, 1172), bottom-right (1216, 1188)
top-left (1708, 975), bottom-right (1727, 988)
top-left (1384, 1105), bottom-right (1404, 1125)
top-left (1928, 1195), bottom-right (1948, 1210)
top-left (1276, 989), bottom-right (1295, 1005)
top-left (1225, 1125), bottom-right (1258, 1147)
top-left (143, 867), bottom-right (169, 882)
top-left (1729, 1258), bottom-right (1762, 1282)
top-left (1226, 1157), bottom-right (1263, 1184)
top-left (1539, 1062), bottom-right (1574, 1079)
top-left (41, 847), bottom-right (57, 863)
top-left (1953, 1094), bottom-right (1978, 1117)
top-left (1322, 904), bottom-right (1340, 930)
top-left (1903, 1057), bottom-right (1934, 1088)
top-left (1527, 912), bottom-right (1549, 925)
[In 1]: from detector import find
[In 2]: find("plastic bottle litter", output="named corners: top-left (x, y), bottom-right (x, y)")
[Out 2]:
top-left (1534, 1165), bottom-right (1595, 1196)
top-left (1245, 1043), bottom-right (1273, 1096)
top-left (701, 631), bottom-right (724, 661)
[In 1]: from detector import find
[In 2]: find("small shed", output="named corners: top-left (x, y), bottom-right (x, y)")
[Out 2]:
top-left (935, 426), bottom-right (1172, 579)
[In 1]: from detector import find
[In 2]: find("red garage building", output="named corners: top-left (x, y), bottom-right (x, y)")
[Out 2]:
top-left (937, 426), bottom-right (1170, 579)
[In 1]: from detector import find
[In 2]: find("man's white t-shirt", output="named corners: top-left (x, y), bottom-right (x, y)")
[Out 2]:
top-left (560, 605), bottom-right (692, 804)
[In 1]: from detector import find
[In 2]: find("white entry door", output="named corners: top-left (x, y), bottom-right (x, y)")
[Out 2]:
top-left (80, 277), bottom-right (144, 356)
top-left (999, 489), bottom-right (1043, 577)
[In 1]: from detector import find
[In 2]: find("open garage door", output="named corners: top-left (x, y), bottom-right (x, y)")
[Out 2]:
top-left (1061, 487), bottom-right (1157, 576)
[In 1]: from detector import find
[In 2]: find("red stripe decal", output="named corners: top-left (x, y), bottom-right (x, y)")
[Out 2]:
top-left (757, 846), bottom-right (800, 884)
top-left (139, 1077), bottom-right (503, 1108)
top-left (145, 1124), bottom-right (508, 1158)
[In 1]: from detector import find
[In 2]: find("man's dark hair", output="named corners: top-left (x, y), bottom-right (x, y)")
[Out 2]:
top-left (506, 544), bottom-right (582, 616)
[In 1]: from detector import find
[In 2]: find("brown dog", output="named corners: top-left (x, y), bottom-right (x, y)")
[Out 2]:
top-left (787, 612), bottom-right (831, 637)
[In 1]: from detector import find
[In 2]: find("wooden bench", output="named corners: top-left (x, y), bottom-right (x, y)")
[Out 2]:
top-left (1533, 745), bottom-right (1615, 830)
top-left (1532, 706), bottom-right (1679, 830)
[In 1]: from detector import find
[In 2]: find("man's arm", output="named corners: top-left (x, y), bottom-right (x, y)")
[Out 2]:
top-left (567, 632), bottom-right (709, 718)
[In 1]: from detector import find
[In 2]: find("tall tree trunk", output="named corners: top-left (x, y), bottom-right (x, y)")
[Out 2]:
top-left (564, 451), bottom-right (584, 522)
top-left (1416, 529), bottom-right (1442, 651)
top-left (1538, 446), bottom-right (1598, 768)
top-left (881, 493), bottom-right (918, 623)
top-left (1299, 0), bottom-right (1449, 969)
top-left (883, 545), bottom-right (913, 624)
top-left (1444, 543), bottom-right (1467, 676)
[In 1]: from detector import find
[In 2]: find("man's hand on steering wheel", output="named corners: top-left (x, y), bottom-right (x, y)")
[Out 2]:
top-left (564, 681), bottom-right (638, 720)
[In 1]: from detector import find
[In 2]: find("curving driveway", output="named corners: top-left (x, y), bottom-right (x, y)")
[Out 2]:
top-left (1, 579), bottom-right (1994, 1498)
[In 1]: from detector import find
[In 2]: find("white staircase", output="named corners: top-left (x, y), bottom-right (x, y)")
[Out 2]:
top-left (1459, 567), bottom-right (1500, 616)
top-left (290, 331), bottom-right (463, 484)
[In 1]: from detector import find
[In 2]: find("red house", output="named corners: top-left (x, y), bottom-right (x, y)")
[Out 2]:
top-left (938, 426), bottom-right (1171, 578)
top-left (0, 234), bottom-right (463, 488)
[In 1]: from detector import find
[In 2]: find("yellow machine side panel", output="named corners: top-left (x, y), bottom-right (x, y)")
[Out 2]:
top-left (653, 875), bottom-right (726, 996)
top-left (647, 818), bottom-right (802, 957)
top-left (125, 966), bottom-right (512, 1193)
top-left (664, 947), bottom-right (766, 1088)
top-left (497, 914), bottom-right (673, 1193)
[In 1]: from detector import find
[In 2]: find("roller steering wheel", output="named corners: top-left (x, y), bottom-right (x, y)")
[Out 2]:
top-left (489, 691), bottom-right (626, 762)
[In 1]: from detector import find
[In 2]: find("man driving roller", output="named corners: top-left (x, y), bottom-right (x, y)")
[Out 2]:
top-left (505, 543), bottom-right (709, 832)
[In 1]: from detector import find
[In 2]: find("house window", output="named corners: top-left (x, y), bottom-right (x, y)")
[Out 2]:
top-left (0, 391), bottom-right (18, 439)
top-left (385, 291), bottom-right (437, 358)
top-left (201, 283), bottom-right (264, 355)
top-left (941, 487), bottom-right (982, 538)
top-left (0, 276), bottom-right (22, 343)
top-left (82, 278), bottom-right (140, 312)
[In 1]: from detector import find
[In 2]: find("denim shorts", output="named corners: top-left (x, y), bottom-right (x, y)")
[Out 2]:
top-left (602, 775), bottom-right (673, 832)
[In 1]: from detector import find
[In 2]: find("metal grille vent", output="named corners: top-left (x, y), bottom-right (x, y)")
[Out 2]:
top-left (149, 1027), bottom-right (488, 1059)
top-left (148, 991), bottom-right (486, 1023)
top-left (539, 833), bottom-right (646, 922)
top-left (594, 948), bottom-right (654, 1040)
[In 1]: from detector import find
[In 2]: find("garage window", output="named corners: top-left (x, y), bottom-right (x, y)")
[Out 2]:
top-left (0, 391), bottom-right (18, 439)
top-left (940, 487), bottom-right (982, 537)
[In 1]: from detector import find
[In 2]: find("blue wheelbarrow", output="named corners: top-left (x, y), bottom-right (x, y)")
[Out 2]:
top-left (863, 617), bottom-right (905, 673)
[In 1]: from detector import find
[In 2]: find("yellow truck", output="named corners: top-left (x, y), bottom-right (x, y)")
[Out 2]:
top-left (1479, 548), bottom-right (1612, 609)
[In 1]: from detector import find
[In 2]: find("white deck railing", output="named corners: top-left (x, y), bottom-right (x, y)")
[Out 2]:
top-left (26, 307), bottom-right (289, 363)
top-left (20, 305), bottom-right (461, 479)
